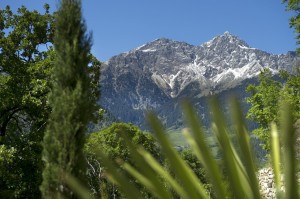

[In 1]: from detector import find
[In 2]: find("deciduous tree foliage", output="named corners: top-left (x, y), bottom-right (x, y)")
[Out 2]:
top-left (246, 69), bottom-right (282, 150)
top-left (283, 0), bottom-right (300, 53)
top-left (281, 69), bottom-right (300, 119)
top-left (0, 3), bottom-right (101, 198)
top-left (0, 4), bottom-right (54, 139)
top-left (0, 5), bottom-right (55, 198)
top-left (40, 0), bottom-right (99, 198)
top-left (84, 123), bottom-right (160, 198)
top-left (247, 0), bottom-right (300, 150)
top-left (246, 68), bottom-right (300, 151)
top-left (86, 123), bottom-right (160, 161)
top-left (245, 1), bottom-right (300, 152)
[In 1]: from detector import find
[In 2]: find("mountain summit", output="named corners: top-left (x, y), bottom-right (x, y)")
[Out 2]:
top-left (202, 31), bottom-right (251, 49)
top-left (100, 33), bottom-right (298, 128)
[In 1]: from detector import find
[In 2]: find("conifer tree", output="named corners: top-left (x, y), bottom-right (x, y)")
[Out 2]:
top-left (40, 0), bottom-right (97, 198)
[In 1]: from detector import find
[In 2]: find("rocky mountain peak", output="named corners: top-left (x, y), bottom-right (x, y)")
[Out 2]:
top-left (134, 38), bottom-right (194, 53)
top-left (101, 33), bottom-right (298, 129)
top-left (202, 31), bottom-right (251, 50)
top-left (143, 38), bottom-right (175, 48)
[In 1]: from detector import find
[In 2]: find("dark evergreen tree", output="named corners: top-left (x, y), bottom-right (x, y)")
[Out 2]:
top-left (40, 0), bottom-right (98, 198)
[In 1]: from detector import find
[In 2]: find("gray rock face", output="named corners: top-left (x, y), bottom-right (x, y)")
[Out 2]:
top-left (100, 32), bottom-right (298, 129)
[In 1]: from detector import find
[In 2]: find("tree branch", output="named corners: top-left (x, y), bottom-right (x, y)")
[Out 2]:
top-left (0, 107), bottom-right (22, 136)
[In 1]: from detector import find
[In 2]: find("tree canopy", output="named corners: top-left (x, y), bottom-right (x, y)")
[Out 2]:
top-left (243, 0), bottom-right (300, 153)
top-left (283, 0), bottom-right (300, 53)
top-left (0, 3), bottom-right (101, 198)
top-left (0, 4), bottom-right (54, 139)
top-left (246, 68), bottom-right (300, 151)
top-left (0, 5), bottom-right (55, 198)
top-left (246, 69), bottom-right (283, 150)
top-left (84, 122), bottom-right (160, 198)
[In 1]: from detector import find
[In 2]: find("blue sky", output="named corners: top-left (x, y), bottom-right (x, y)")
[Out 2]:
top-left (0, 0), bottom-right (297, 61)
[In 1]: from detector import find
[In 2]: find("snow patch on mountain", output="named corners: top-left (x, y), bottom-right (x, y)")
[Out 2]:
top-left (142, 48), bottom-right (157, 52)
top-left (239, 45), bottom-right (256, 50)
top-left (212, 61), bottom-right (264, 84)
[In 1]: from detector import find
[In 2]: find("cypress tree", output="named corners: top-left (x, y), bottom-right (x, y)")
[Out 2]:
top-left (40, 0), bottom-right (96, 198)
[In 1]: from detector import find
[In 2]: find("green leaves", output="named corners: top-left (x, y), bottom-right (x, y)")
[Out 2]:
top-left (0, 3), bottom-right (54, 138)
top-left (279, 102), bottom-right (299, 198)
top-left (148, 112), bottom-right (210, 199)
top-left (182, 100), bottom-right (227, 198)
top-left (283, 0), bottom-right (300, 52)
top-left (271, 122), bottom-right (282, 193)
top-left (0, 3), bottom-right (101, 197)
top-left (246, 69), bottom-right (281, 128)
top-left (246, 68), bottom-right (300, 151)
top-left (84, 123), bottom-right (161, 198)
top-left (59, 92), bottom-right (300, 199)
top-left (0, 5), bottom-right (55, 197)
top-left (84, 97), bottom-right (299, 199)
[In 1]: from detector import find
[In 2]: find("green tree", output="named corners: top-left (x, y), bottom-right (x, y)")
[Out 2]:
top-left (40, 0), bottom-right (98, 198)
top-left (0, 5), bottom-right (55, 198)
top-left (0, 4), bottom-right (101, 198)
top-left (283, 0), bottom-right (300, 53)
top-left (180, 150), bottom-right (208, 185)
top-left (0, 4), bottom-right (54, 139)
top-left (281, 69), bottom-right (300, 119)
top-left (85, 123), bottom-right (160, 198)
top-left (246, 69), bottom-right (283, 150)
top-left (246, 68), bottom-right (300, 151)
top-left (0, 145), bottom-right (17, 198)
top-left (244, 1), bottom-right (300, 152)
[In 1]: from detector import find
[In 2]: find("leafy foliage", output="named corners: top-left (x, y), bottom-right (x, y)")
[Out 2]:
top-left (0, 1), bottom-right (299, 198)
top-left (283, 0), bottom-right (300, 53)
top-left (84, 123), bottom-right (160, 198)
top-left (246, 69), bottom-right (282, 150)
top-left (77, 98), bottom-right (299, 199)
top-left (0, 2), bottom-right (101, 198)
top-left (0, 4), bottom-right (54, 138)
top-left (0, 4), bottom-right (54, 198)
top-left (281, 69), bottom-right (300, 119)
top-left (40, 0), bottom-right (99, 198)
top-left (179, 150), bottom-right (205, 180)
top-left (246, 68), bottom-right (300, 151)
top-left (0, 145), bottom-right (16, 198)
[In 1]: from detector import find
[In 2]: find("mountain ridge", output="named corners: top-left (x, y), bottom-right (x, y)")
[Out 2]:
top-left (100, 32), bottom-right (298, 129)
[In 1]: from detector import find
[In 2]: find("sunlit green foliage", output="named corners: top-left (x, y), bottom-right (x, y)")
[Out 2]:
top-left (0, 2), bottom-right (101, 198)
top-left (0, 1), bottom-right (299, 198)
top-left (84, 123), bottom-right (160, 198)
top-left (281, 69), bottom-right (300, 119)
top-left (0, 4), bottom-right (54, 139)
top-left (283, 0), bottom-right (300, 53)
top-left (246, 68), bottom-right (300, 151)
top-left (85, 123), bottom-right (160, 163)
top-left (78, 98), bottom-right (298, 199)
top-left (0, 4), bottom-right (54, 198)
top-left (246, 69), bottom-right (282, 150)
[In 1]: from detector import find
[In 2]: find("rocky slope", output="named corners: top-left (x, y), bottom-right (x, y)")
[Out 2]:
top-left (100, 32), bottom-right (298, 129)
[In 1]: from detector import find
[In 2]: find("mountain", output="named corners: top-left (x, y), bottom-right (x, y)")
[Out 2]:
top-left (100, 32), bottom-right (298, 129)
